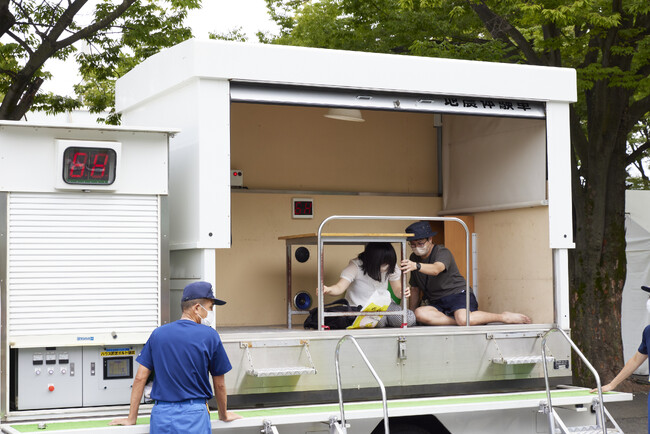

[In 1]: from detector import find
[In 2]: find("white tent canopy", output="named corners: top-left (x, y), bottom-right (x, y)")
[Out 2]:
top-left (622, 191), bottom-right (650, 375)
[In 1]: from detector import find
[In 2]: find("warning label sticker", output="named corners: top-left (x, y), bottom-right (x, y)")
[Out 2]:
top-left (101, 351), bottom-right (136, 357)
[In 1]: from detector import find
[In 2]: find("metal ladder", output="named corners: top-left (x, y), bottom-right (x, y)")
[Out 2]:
top-left (540, 327), bottom-right (624, 434)
top-left (332, 335), bottom-right (390, 434)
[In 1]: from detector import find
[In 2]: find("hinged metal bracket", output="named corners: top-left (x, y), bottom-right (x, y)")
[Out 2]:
top-left (326, 416), bottom-right (348, 434)
top-left (538, 401), bottom-right (550, 415)
top-left (261, 419), bottom-right (279, 434)
top-left (397, 336), bottom-right (407, 361)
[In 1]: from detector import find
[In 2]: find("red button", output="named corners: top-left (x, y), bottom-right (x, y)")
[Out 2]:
top-left (48, 385), bottom-right (55, 392)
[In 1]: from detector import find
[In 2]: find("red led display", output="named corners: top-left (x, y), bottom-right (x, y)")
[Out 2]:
top-left (294, 200), bottom-right (313, 216)
top-left (63, 147), bottom-right (116, 185)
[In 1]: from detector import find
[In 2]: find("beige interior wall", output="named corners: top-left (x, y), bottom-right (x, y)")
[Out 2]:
top-left (474, 206), bottom-right (553, 323)
top-left (215, 193), bottom-right (442, 326)
top-left (230, 103), bottom-right (438, 194)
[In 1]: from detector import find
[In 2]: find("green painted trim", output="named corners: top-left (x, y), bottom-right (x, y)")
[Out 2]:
top-left (4, 390), bottom-right (619, 432)
top-left (232, 389), bottom-right (603, 417)
top-left (8, 417), bottom-right (150, 432)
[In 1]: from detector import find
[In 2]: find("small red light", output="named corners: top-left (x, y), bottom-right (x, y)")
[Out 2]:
top-left (48, 385), bottom-right (55, 392)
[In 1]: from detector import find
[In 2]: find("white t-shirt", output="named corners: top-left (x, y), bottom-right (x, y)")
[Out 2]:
top-left (340, 258), bottom-right (401, 308)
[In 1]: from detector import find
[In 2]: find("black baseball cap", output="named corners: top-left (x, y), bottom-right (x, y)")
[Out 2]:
top-left (405, 221), bottom-right (437, 241)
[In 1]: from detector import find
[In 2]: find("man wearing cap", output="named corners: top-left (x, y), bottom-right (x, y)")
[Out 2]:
top-left (400, 221), bottom-right (531, 326)
top-left (110, 281), bottom-right (241, 432)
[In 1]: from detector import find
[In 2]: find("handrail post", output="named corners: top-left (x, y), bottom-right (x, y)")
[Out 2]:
top-left (541, 332), bottom-right (557, 433)
top-left (401, 240), bottom-right (408, 327)
top-left (541, 327), bottom-right (606, 434)
top-left (335, 335), bottom-right (389, 434)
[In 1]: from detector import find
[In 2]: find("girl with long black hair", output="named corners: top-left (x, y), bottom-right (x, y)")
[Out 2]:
top-left (323, 242), bottom-right (416, 327)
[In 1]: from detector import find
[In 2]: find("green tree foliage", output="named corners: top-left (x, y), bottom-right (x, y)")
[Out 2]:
top-left (209, 27), bottom-right (248, 42)
top-left (0, 0), bottom-right (199, 124)
top-left (627, 114), bottom-right (650, 189)
top-left (266, 0), bottom-right (650, 386)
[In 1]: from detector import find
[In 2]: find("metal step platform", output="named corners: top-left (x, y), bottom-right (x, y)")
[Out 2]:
top-left (247, 366), bottom-right (317, 377)
top-left (242, 339), bottom-right (317, 377)
top-left (547, 402), bottom-right (624, 434)
top-left (492, 355), bottom-right (555, 364)
top-left (556, 426), bottom-right (622, 433)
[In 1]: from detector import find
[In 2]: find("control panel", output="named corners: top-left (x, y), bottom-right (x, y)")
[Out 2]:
top-left (17, 348), bottom-right (82, 410)
top-left (82, 346), bottom-right (143, 406)
top-left (16, 346), bottom-right (143, 410)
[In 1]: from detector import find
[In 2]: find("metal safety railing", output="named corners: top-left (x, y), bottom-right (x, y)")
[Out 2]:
top-left (540, 327), bottom-right (622, 434)
top-left (316, 215), bottom-right (471, 330)
top-left (334, 335), bottom-right (389, 433)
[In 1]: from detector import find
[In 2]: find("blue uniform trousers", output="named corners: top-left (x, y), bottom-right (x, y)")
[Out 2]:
top-left (150, 399), bottom-right (211, 434)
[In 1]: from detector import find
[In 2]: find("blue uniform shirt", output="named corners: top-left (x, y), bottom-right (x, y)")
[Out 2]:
top-left (638, 324), bottom-right (650, 434)
top-left (637, 324), bottom-right (650, 356)
top-left (137, 319), bottom-right (232, 402)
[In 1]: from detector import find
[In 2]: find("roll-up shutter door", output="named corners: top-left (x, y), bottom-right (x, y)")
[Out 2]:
top-left (7, 192), bottom-right (160, 339)
top-left (230, 82), bottom-right (546, 119)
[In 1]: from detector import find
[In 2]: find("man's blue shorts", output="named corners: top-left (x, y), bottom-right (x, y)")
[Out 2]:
top-left (430, 291), bottom-right (479, 316)
top-left (150, 399), bottom-right (211, 434)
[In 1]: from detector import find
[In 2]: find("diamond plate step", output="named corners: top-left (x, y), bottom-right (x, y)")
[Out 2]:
top-left (555, 426), bottom-right (622, 434)
top-left (247, 367), bottom-right (317, 377)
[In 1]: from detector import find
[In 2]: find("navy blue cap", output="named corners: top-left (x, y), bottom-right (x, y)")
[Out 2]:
top-left (405, 221), bottom-right (437, 241)
top-left (182, 281), bottom-right (226, 305)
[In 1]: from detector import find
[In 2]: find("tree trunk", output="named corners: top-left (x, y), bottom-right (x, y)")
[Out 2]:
top-left (569, 89), bottom-right (630, 387)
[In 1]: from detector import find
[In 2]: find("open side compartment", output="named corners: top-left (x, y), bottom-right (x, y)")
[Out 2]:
top-left (201, 102), bottom-right (554, 330)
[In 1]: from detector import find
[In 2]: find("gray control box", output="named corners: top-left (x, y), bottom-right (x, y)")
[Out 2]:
top-left (17, 348), bottom-right (83, 410)
top-left (16, 346), bottom-right (144, 409)
top-left (82, 346), bottom-right (143, 406)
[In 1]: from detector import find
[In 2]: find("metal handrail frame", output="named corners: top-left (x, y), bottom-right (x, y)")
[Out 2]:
top-left (334, 335), bottom-right (389, 434)
top-left (541, 327), bottom-right (606, 434)
top-left (316, 216), bottom-right (470, 330)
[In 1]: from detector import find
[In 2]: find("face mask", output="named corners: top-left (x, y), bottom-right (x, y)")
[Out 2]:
top-left (413, 245), bottom-right (429, 256)
top-left (646, 298), bottom-right (650, 314)
top-left (199, 304), bottom-right (215, 327)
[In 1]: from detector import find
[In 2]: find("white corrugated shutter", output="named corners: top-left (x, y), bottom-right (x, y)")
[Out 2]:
top-left (8, 192), bottom-right (160, 339)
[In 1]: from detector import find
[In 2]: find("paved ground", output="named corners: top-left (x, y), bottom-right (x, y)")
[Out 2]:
top-left (607, 391), bottom-right (647, 433)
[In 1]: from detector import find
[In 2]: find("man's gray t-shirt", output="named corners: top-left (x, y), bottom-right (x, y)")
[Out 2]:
top-left (409, 244), bottom-right (467, 302)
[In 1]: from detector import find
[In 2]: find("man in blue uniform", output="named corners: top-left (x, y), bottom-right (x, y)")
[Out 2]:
top-left (593, 285), bottom-right (650, 434)
top-left (110, 281), bottom-right (241, 432)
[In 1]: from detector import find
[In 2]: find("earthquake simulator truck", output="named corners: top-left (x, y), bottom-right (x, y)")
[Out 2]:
top-left (0, 41), bottom-right (632, 434)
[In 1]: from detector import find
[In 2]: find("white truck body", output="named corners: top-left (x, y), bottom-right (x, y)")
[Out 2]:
top-left (1, 41), bottom-right (632, 433)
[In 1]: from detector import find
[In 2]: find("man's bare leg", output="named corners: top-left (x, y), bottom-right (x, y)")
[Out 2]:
top-left (415, 306), bottom-right (458, 325)
top-left (453, 309), bottom-right (531, 326)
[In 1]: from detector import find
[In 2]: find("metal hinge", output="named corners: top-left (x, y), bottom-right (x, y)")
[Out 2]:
top-left (398, 336), bottom-right (407, 361)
